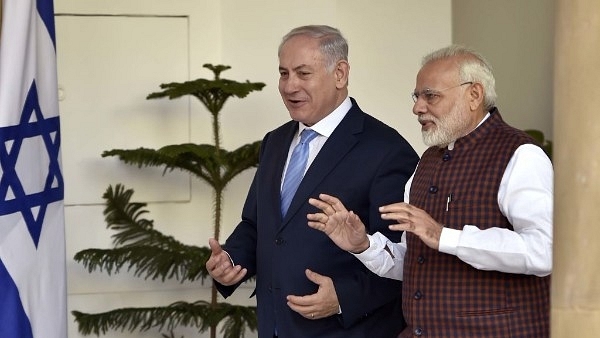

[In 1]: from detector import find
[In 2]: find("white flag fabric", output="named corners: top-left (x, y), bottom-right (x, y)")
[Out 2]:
top-left (0, 0), bottom-right (67, 337)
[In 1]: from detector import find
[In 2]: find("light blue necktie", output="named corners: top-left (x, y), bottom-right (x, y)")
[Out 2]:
top-left (280, 129), bottom-right (318, 216)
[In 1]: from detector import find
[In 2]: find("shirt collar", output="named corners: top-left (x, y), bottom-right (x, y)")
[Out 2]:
top-left (298, 96), bottom-right (351, 137)
top-left (448, 112), bottom-right (491, 150)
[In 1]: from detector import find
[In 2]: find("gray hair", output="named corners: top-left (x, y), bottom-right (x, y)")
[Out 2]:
top-left (423, 45), bottom-right (497, 110)
top-left (278, 25), bottom-right (348, 72)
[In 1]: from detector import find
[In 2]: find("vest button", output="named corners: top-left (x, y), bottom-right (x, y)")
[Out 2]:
top-left (428, 185), bottom-right (438, 193)
top-left (442, 152), bottom-right (451, 161)
top-left (414, 327), bottom-right (423, 336)
top-left (417, 255), bottom-right (425, 264)
top-left (414, 291), bottom-right (423, 300)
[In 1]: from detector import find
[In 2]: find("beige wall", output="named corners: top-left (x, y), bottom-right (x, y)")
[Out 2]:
top-left (452, 0), bottom-right (555, 139)
top-left (57, 1), bottom-right (451, 337)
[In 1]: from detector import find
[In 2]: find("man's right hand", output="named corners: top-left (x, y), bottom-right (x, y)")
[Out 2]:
top-left (307, 194), bottom-right (370, 254)
top-left (205, 238), bottom-right (247, 286)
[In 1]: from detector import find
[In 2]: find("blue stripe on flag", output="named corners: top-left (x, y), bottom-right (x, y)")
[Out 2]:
top-left (0, 261), bottom-right (34, 338)
top-left (37, 0), bottom-right (56, 47)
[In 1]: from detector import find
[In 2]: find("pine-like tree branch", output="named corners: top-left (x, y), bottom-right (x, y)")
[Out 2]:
top-left (102, 141), bottom-right (261, 190)
top-left (72, 301), bottom-right (257, 338)
top-left (73, 245), bottom-right (210, 282)
top-left (73, 184), bottom-right (210, 282)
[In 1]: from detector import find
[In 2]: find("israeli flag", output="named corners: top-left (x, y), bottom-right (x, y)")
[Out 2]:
top-left (0, 0), bottom-right (67, 337)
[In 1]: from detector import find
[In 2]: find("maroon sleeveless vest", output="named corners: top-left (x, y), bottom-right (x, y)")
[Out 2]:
top-left (400, 110), bottom-right (550, 338)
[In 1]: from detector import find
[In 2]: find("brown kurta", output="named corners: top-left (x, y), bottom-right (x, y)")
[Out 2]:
top-left (400, 109), bottom-right (550, 337)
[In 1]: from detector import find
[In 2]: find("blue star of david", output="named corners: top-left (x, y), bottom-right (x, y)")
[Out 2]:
top-left (0, 81), bottom-right (64, 248)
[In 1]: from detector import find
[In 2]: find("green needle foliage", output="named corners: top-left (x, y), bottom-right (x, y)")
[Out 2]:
top-left (73, 64), bottom-right (265, 338)
top-left (74, 185), bottom-right (211, 283)
top-left (102, 142), bottom-right (262, 192)
top-left (72, 300), bottom-right (257, 338)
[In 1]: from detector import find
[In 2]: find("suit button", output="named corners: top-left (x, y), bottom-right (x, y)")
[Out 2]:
top-left (428, 185), bottom-right (438, 193)
top-left (275, 238), bottom-right (284, 245)
top-left (414, 291), bottom-right (423, 300)
top-left (417, 255), bottom-right (425, 264)
top-left (414, 327), bottom-right (423, 336)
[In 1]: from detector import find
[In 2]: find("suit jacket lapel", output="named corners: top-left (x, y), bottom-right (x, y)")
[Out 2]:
top-left (280, 106), bottom-right (364, 227)
top-left (268, 122), bottom-right (298, 220)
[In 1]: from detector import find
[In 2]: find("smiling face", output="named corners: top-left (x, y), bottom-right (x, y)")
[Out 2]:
top-left (278, 35), bottom-right (348, 126)
top-left (412, 57), bottom-right (484, 147)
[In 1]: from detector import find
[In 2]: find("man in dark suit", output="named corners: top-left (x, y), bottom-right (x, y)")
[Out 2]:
top-left (206, 25), bottom-right (419, 338)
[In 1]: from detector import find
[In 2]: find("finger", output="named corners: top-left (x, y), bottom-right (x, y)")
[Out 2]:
top-left (305, 269), bottom-right (324, 285)
top-left (389, 223), bottom-right (410, 232)
top-left (206, 247), bottom-right (230, 271)
top-left (205, 252), bottom-right (226, 271)
top-left (217, 265), bottom-right (248, 285)
top-left (287, 294), bottom-right (309, 306)
top-left (286, 299), bottom-right (315, 319)
top-left (308, 198), bottom-right (330, 212)
top-left (208, 238), bottom-right (223, 254)
top-left (287, 291), bottom-right (318, 307)
top-left (207, 256), bottom-right (229, 274)
top-left (306, 211), bottom-right (325, 222)
top-left (224, 266), bottom-right (248, 282)
top-left (309, 195), bottom-right (338, 216)
top-left (380, 209), bottom-right (412, 223)
top-left (379, 202), bottom-right (409, 213)
top-left (318, 194), bottom-right (348, 213)
top-left (307, 220), bottom-right (326, 232)
top-left (205, 256), bottom-right (218, 270)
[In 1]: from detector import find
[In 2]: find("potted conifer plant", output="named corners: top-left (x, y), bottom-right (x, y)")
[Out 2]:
top-left (72, 64), bottom-right (265, 338)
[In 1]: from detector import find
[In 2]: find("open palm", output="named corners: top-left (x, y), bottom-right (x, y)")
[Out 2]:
top-left (307, 194), bottom-right (370, 253)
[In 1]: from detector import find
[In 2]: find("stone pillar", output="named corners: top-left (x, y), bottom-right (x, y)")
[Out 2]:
top-left (552, 0), bottom-right (600, 336)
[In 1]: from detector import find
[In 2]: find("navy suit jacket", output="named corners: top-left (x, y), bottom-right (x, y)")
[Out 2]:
top-left (218, 98), bottom-right (419, 338)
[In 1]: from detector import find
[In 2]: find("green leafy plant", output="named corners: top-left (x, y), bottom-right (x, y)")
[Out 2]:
top-left (72, 64), bottom-right (266, 338)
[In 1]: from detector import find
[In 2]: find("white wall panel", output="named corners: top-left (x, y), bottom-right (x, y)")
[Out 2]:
top-left (57, 15), bottom-right (191, 205)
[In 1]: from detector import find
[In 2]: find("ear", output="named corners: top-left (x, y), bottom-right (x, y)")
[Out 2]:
top-left (334, 60), bottom-right (350, 89)
top-left (468, 82), bottom-right (485, 111)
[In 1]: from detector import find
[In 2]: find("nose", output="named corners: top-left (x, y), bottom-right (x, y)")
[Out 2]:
top-left (412, 98), bottom-right (427, 116)
top-left (280, 75), bottom-right (299, 95)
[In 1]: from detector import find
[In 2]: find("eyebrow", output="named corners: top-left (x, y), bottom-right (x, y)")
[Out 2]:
top-left (279, 64), bottom-right (311, 72)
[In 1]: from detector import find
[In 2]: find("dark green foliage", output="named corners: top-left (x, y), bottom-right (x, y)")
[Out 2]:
top-left (73, 184), bottom-right (211, 282)
top-left (147, 64), bottom-right (266, 117)
top-left (102, 141), bottom-right (262, 190)
top-left (72, 300), bottom-right (257, 338)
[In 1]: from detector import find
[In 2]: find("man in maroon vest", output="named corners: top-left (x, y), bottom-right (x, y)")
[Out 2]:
top-left (307, 45), bottom-right (553, 337)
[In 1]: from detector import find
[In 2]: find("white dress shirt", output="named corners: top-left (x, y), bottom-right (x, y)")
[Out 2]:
top-left (281, 96), bottom-right (351, 187)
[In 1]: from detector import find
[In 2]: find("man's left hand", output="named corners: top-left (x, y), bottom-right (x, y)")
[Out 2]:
top-left (286, 269), bottom-right (340, 320)
top-left (380, 202), bottom-right (443, 250)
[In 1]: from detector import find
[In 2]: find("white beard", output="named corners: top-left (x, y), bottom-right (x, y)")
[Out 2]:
top-left (421, 100), bottom-right (470, 147)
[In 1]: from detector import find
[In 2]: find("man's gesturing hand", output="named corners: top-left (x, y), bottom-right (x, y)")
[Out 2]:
top-left (380, 202), bottom-right (443, 250)
top-left (287, 269), bottom-right (340, 320)
top-left (205, 238), bottom-right (247, 286)
top-left (307, 193), bottom-right (370, 254)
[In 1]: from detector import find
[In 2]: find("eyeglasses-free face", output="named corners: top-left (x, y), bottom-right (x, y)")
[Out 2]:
top-left (411, 82), bottom-right (473, 105)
